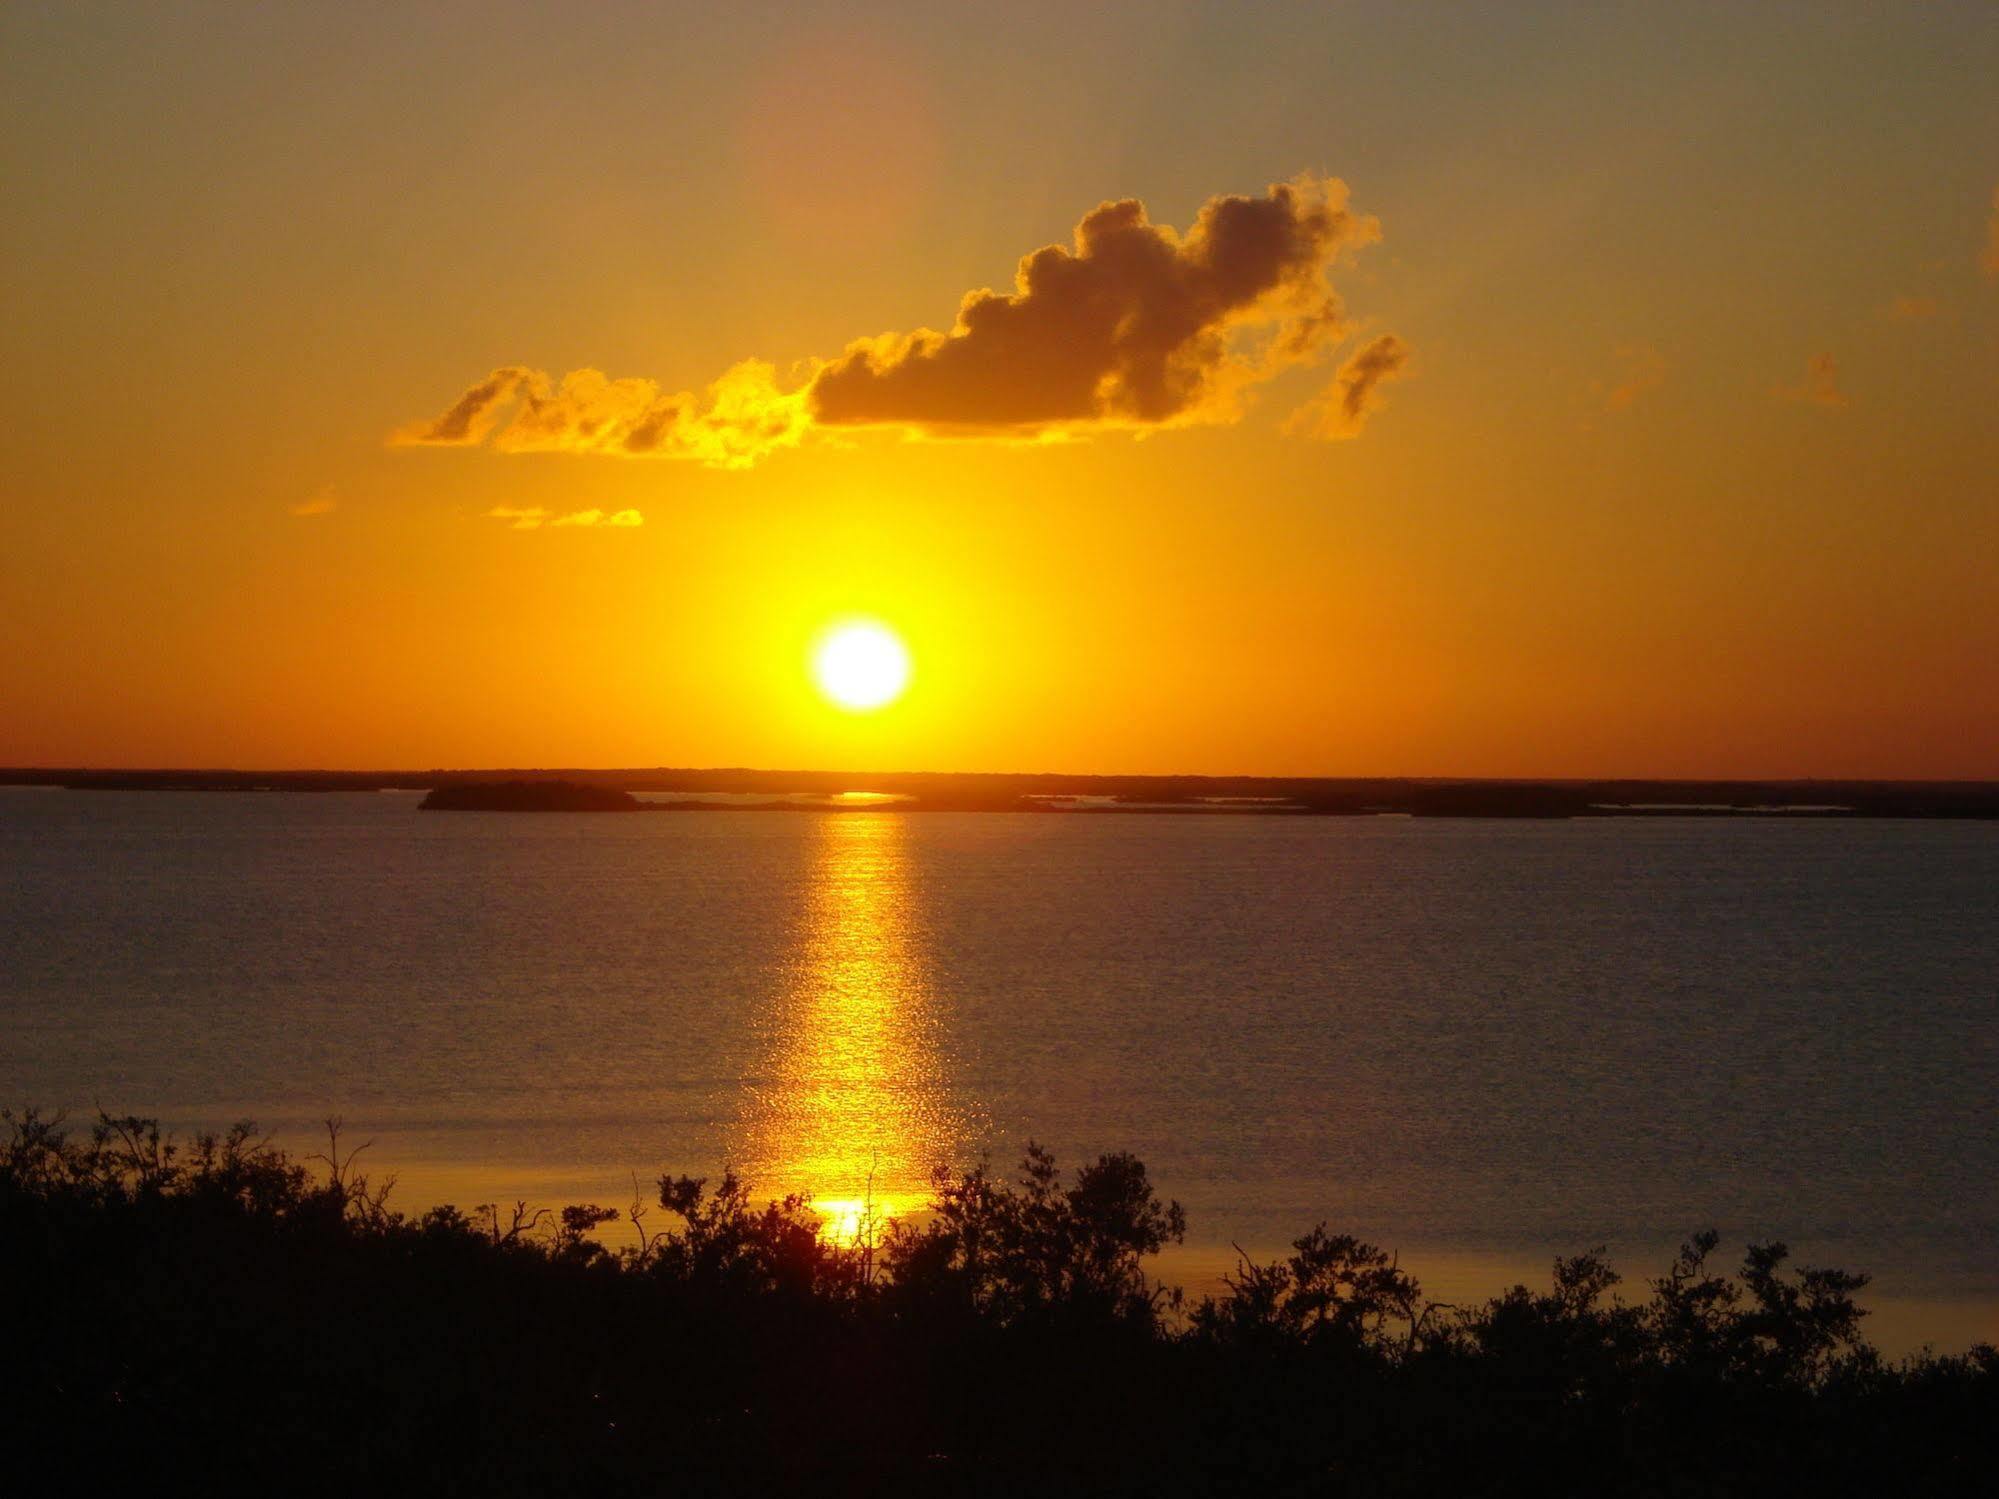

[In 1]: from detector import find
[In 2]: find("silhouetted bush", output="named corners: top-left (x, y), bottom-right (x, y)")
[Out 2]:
top-left (2, 1107), bottom-right (1991, 1496)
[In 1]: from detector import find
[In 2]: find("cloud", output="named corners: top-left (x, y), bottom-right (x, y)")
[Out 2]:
top-left (397, 367), bottom-right (536, 446)
top-left (1776, 352), bottom-right (1849, 409)
top-left (1983, 185), bottom-right (1999, 278)
top-left (1598, 343), bottom-right (1666, 411)
top-left (395, 176), bottom-right (1399, 467)
top-left (485, 505), bottom-right (642, 530)
top-left (486, 506), bottom-right (549, 529)
top-left (290, 486), bottom-right (338, 517)
top-left (398, 362), bottom-right (809, 470)
top-left (1281, 333), bottom-right (1413, 441)
top-left (1884, 294), bottom-right (1940, 322)
top-left (811, 175), bottom-right (1377, 431)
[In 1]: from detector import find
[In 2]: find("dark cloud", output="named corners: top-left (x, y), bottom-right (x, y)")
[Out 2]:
top-left (397, 366), bottom-right (537, 446)
top-left (394, 176), bottom-right (1401, 466)
top-left (1283, 333), bottom-right (1412, 440)
top-left (811, 176), bottom-right (1378, 431)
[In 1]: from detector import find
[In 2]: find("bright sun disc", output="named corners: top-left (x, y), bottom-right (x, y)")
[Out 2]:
top-left (812, 622), bottom-right (911, 711)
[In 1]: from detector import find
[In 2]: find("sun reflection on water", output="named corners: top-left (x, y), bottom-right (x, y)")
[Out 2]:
top-left (736, 813), bottom-right (968, 1239)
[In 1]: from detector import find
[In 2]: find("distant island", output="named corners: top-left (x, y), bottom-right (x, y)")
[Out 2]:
top-left (418, 780), bottom-right (642, 812)
top-left (8, 767), bottom-right (1998, 818)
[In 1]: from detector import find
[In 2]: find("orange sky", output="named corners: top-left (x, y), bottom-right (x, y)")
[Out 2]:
top-left (3, 3), bottom-right (1995, 777)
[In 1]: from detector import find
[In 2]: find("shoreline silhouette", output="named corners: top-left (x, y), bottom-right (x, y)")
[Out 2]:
top-left (8, 768), bottom-right (1996, 819)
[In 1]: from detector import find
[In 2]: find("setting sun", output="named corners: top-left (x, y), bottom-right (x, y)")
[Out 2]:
top-left (811, 622), bottom-right (912, 712)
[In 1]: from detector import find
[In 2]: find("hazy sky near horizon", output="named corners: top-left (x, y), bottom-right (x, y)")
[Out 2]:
top-left (4, 1), bottom-right (1996, 776)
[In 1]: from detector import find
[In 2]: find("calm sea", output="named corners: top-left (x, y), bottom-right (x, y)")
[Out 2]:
top-left (3, 791), bottom-right (1994, 1352)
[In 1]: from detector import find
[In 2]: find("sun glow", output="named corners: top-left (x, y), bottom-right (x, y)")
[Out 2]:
top-left (814, 1197), bottom-right (887, 1248)
top-left (811, 621), bottom-right (911, 711)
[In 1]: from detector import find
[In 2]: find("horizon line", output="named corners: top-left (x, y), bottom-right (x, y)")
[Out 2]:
top-left (4, 765), bottom-right (1995, 789)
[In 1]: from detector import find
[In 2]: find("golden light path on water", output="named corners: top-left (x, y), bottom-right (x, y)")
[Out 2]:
top-left (734, 813), bottom-right (970, 1241)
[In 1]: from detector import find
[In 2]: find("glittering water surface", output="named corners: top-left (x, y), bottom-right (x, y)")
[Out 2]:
top-left (737, 814), bottom-right (967, 1233)
top-left (2, 792), bottom-right (1994, 1351)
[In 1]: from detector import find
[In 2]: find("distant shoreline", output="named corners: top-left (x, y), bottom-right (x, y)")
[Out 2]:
top-left (6, 768), bottom-right (1995, 819)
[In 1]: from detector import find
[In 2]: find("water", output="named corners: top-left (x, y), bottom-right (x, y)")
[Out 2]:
top-left (3, 791), bottom-right (1994, 1352)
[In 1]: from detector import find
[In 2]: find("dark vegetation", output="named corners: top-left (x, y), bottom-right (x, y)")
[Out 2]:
top-left (419, 779), bottom-right (642, 811)
top-left (4, 1110), bottom-right (1992, 1496)
top-left (11, 765), bottom-right (1999, 816)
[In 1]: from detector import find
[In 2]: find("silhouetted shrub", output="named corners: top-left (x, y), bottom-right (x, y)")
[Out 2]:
top-left (2, 1106), bottom-right (1993, 1496)
top-left (881, 1144), bottom-right (1184, 1329)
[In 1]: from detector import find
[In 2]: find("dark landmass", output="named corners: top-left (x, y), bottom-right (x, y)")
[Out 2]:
top-left (419, 780), bottom-right (641, 812)
top-left (4, 1109), bottom-right (1990, 1496)
top-left (12, 764), bottom-right (1998, 817)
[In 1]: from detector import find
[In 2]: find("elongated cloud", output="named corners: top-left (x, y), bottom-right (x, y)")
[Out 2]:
top-left (1282, 333), bottom-right (1412, 440)
top-left (395, 176), bottom-right (1397, 468)
top-left (398, 363), bottom-right (809, 470)
top-left (485, 505), bottom-right (643, 530)
top-left (486, 506), bottom-right (548, 529)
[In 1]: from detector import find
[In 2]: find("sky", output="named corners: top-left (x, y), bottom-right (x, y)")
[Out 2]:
top-left (3, 0), bottom-right (1995, 777)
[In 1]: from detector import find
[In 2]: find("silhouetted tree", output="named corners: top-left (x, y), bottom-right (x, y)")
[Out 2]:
top-left (3, 1106), bottom-right (1994, 1497)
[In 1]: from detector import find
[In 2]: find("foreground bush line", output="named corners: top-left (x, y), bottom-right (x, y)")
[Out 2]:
top-left (3, 1109), bottom-right (1992, 1496)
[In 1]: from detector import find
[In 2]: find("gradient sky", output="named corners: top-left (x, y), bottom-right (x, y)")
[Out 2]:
top-left (4, 1), bottom-right (1995, 776)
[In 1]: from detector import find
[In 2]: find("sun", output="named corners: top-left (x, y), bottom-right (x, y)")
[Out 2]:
top-left (811, 621), bottom-right (911, 711)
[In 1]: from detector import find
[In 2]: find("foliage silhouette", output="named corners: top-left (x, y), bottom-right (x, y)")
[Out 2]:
top-left (3, 1106), bottom-right (1992, 1496)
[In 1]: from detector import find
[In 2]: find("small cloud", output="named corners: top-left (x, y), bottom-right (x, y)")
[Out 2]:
top-left (488, 505), bottom-right (642, 530)
top-left (486, 505), bottom-right (549, 530)
top-left (1775, 352), bottom-right (1849, 409)
top-left (1597, 343), bottom-right (1666, 411)
top-left (290, 486), bottom-right (338, 517)
top-left (1983, 185), bottom-right (1999, 278)
top-left (1884, 294), bottom-right (1940, 322)
top-left (1282, 332), bottom-right (1412, 440)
